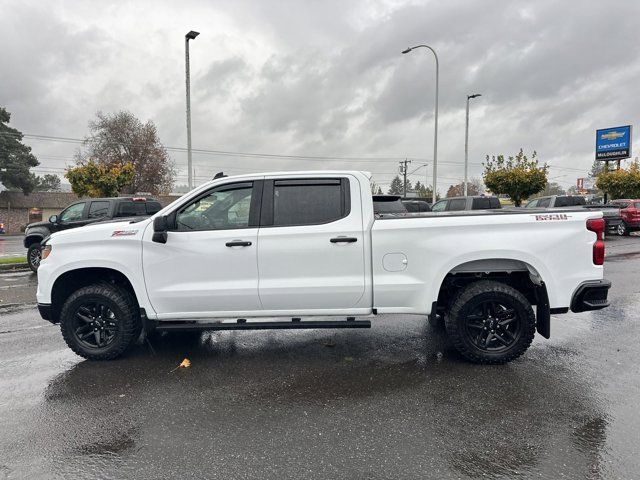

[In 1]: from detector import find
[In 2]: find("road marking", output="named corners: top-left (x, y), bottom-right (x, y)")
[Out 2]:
top-left (0, 284), bottom-right (35, 290)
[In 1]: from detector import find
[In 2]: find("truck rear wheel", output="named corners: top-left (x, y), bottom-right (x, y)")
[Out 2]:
top-left (60, 283), bottom-right (140, 360)
top-left (445, 280), bottom-right (536, 364)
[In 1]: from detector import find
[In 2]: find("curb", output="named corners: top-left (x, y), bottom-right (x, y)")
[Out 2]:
top-left (0, 263), bottom-right (30, 273)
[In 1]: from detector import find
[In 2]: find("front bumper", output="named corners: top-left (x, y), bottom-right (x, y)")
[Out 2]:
top-left (570, 280), bottom-right (611, 313)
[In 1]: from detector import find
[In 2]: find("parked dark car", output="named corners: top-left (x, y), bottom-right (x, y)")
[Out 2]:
top-left (372, 195), bottom-right (408, 217)
top-left (402, 198), bottom-right (432, 213)
top-left (23, 197), bottom-right (162, 272)
top-left (431, 195), bottom-right (502, 212)
top-left (607, 199), bottom-right (640, 235)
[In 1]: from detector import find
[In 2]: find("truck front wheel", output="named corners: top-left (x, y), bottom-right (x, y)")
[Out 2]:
top-left (60, 283), bottom-right (140, 360)
top-left (445, 280), bottom-right (536, 364)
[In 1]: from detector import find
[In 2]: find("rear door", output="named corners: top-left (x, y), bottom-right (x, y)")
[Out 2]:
top-left (257, 175), bottom-right (366, 311)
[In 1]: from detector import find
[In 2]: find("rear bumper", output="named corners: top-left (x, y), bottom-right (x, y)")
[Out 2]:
top-left (38, 303), bottom-right (56, 324)
top-left (570, 280), bottom-right (611, 313)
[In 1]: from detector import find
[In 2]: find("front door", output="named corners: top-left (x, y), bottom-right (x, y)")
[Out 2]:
top-left (143, 180), bottom-right (262, 318)
top-left (257, 176), bottom-right (366, 311)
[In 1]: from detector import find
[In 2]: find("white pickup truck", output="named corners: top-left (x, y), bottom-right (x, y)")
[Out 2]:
top-left (36, 171), bottom-right (610, 364)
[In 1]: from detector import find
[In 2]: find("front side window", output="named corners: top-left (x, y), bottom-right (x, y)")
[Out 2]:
top-left (537, 197), bottom-right (551, 208)
top-left (525, 199), bottom-right (538, 208)
top-left (272, 179), bottom-right (346, 226)
top-left (60, 202), bottom-right (86, 222)
top-left (176, 182), bottom-right (253, 231)
top-left (431, 200), bottom-right (447, 212)
top-left (88, 201), bottom-right (110, 219)
top-left (472, 198), bottom-right (491, 209)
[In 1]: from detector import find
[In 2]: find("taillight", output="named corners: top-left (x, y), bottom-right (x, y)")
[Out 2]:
top-left (586, 218), bottom-right (605, 265)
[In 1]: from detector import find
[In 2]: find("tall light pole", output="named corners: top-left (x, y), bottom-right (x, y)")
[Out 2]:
top-left (402, 45), bottom-right (439, 203)
top-left (464, 93), bottom-right (481, 196)
top-left (185, 30), bottom-right (200, 189)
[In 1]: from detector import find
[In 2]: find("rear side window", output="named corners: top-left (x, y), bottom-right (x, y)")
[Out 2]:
top-left (555, 197), bottom-right (570, 207)
top-left (431, 200), bottom-right (447, 212)
top-left (448, 198), bottom-right (467, 211)
top-left (116, 201), bottom-right (146, 217)
top-left (271, 178), bottom-right (349, 227)
top-left (537, 197), bottom-right (551, 208)
top-left (571, 196), bottom-right (586, 206)
top-left (146, 202), bottom-right (162, 215)
top-left (472, 198), bottom-right (491, 209)
top-left (88, 201), bottom-right (110, 219)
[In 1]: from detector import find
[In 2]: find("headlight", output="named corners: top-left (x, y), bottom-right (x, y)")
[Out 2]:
top-left (41, 245), bottom-right (52, 261)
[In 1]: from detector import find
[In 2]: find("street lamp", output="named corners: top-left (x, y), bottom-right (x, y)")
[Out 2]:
top-left (185, 30), bottom-right (200, 189)
top-left (402, 45), bottom-right (439, 204)
top-left (464, 93), bottom-right (481, 196)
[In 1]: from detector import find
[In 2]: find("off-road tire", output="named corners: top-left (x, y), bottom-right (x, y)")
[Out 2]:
top-left (27, 244), bottom-right (41, 273)
top-left (60, 283), bottom-right (140, 360)
top-left (445, 280), bottom-right (536, 364)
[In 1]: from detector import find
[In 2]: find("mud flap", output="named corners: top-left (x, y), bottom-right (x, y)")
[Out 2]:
top-left (535, 285), bottom-right (551, 339)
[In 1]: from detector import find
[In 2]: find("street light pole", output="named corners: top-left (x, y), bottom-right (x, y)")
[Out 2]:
top-left (185, 30), bottom-right (200, 189)
top-left (464, 93), bottom-right (481, 196)
top-left (402, 45), bottom-right (439, 204)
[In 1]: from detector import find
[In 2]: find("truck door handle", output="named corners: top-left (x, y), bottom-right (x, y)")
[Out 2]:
top-left (225, 240), bottom-right (252, 247)
top-left (330, 237), bottom-right (358, 243)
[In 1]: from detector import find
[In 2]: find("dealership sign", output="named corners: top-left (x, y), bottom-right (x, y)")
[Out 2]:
top-left (595, 125), bottom-right (632, 161)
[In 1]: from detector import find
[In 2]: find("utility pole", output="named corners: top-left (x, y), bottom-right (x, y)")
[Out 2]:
top-left (399, 159), bottom-right (412, 197)
top-left (185, 30), bottom-right (200, 190)
top-left (464, 93), bottom-right (481, 196)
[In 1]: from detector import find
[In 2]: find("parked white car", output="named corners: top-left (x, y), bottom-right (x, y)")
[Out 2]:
top-left (37, 171), bottom-right (610, 364)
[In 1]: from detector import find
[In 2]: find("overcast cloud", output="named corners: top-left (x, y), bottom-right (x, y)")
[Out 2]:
top-left (1, 0), bottom-right (638, 191)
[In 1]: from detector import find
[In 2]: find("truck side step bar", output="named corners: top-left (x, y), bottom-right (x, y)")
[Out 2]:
top-left (154, 318), bottom-right (371, 332)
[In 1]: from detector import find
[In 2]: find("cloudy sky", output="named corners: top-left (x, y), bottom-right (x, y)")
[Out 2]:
top-left (1, 0), bottom-right (638, 192)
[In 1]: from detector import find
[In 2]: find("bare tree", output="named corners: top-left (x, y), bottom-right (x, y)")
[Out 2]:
top-left (76, 111), bottom-right (175, 195)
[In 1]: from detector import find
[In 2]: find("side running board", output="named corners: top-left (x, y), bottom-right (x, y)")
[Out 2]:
top-left (153, 318), bottom-right (371, 332)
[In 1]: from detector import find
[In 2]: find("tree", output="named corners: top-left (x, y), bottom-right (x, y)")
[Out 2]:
top-left (589, 160), bottom-right (604, 179)
top-left (65, 159), bottom-right (135, 197)
top-left (370, 180), bottom-right (383, 195)
top-left (0, 107), bottom-right (39, 194)
top-left (388, 175), bottom-right (403, 195)
top-left (483, 149), bottom-right (548, 206)
top-left (413, 181), bottom-right (437, 199)
top-left (445, 178), bottom-right (484, 197)
top-left (595, 160), bottom-right (640, 199)
top-left (34, 174), bottom-right (62, 192)
top-left (75, 111), bottom-right (175, 195)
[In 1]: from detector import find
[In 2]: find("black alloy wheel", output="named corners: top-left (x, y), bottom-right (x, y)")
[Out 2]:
top-left (71, 302), bottom-right (120, 350)
top-left (462, 299), bottom-right (522, 352)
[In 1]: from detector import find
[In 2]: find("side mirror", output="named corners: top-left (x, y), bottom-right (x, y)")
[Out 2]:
top-left (49, 215), bottom-right (58, 224)
top-left (152, 216), bottom-right (168, 244)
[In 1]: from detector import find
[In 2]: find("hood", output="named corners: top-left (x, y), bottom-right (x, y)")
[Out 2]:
top-left (49, 218), bottom-right (151, 244)
top-left (26, 220), bottom-right (52, 230)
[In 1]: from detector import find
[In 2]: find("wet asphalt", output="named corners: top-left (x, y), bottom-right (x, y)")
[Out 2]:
top-left (0, 236), bottom-right (25, 259)
top-left (0, 237), bottom-right (639, 479)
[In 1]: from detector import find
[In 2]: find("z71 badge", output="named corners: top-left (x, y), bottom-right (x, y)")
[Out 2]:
top-left (534, 214), bottom-right (570, 221)
top-left (111, 230), bottom-right (138, 237)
